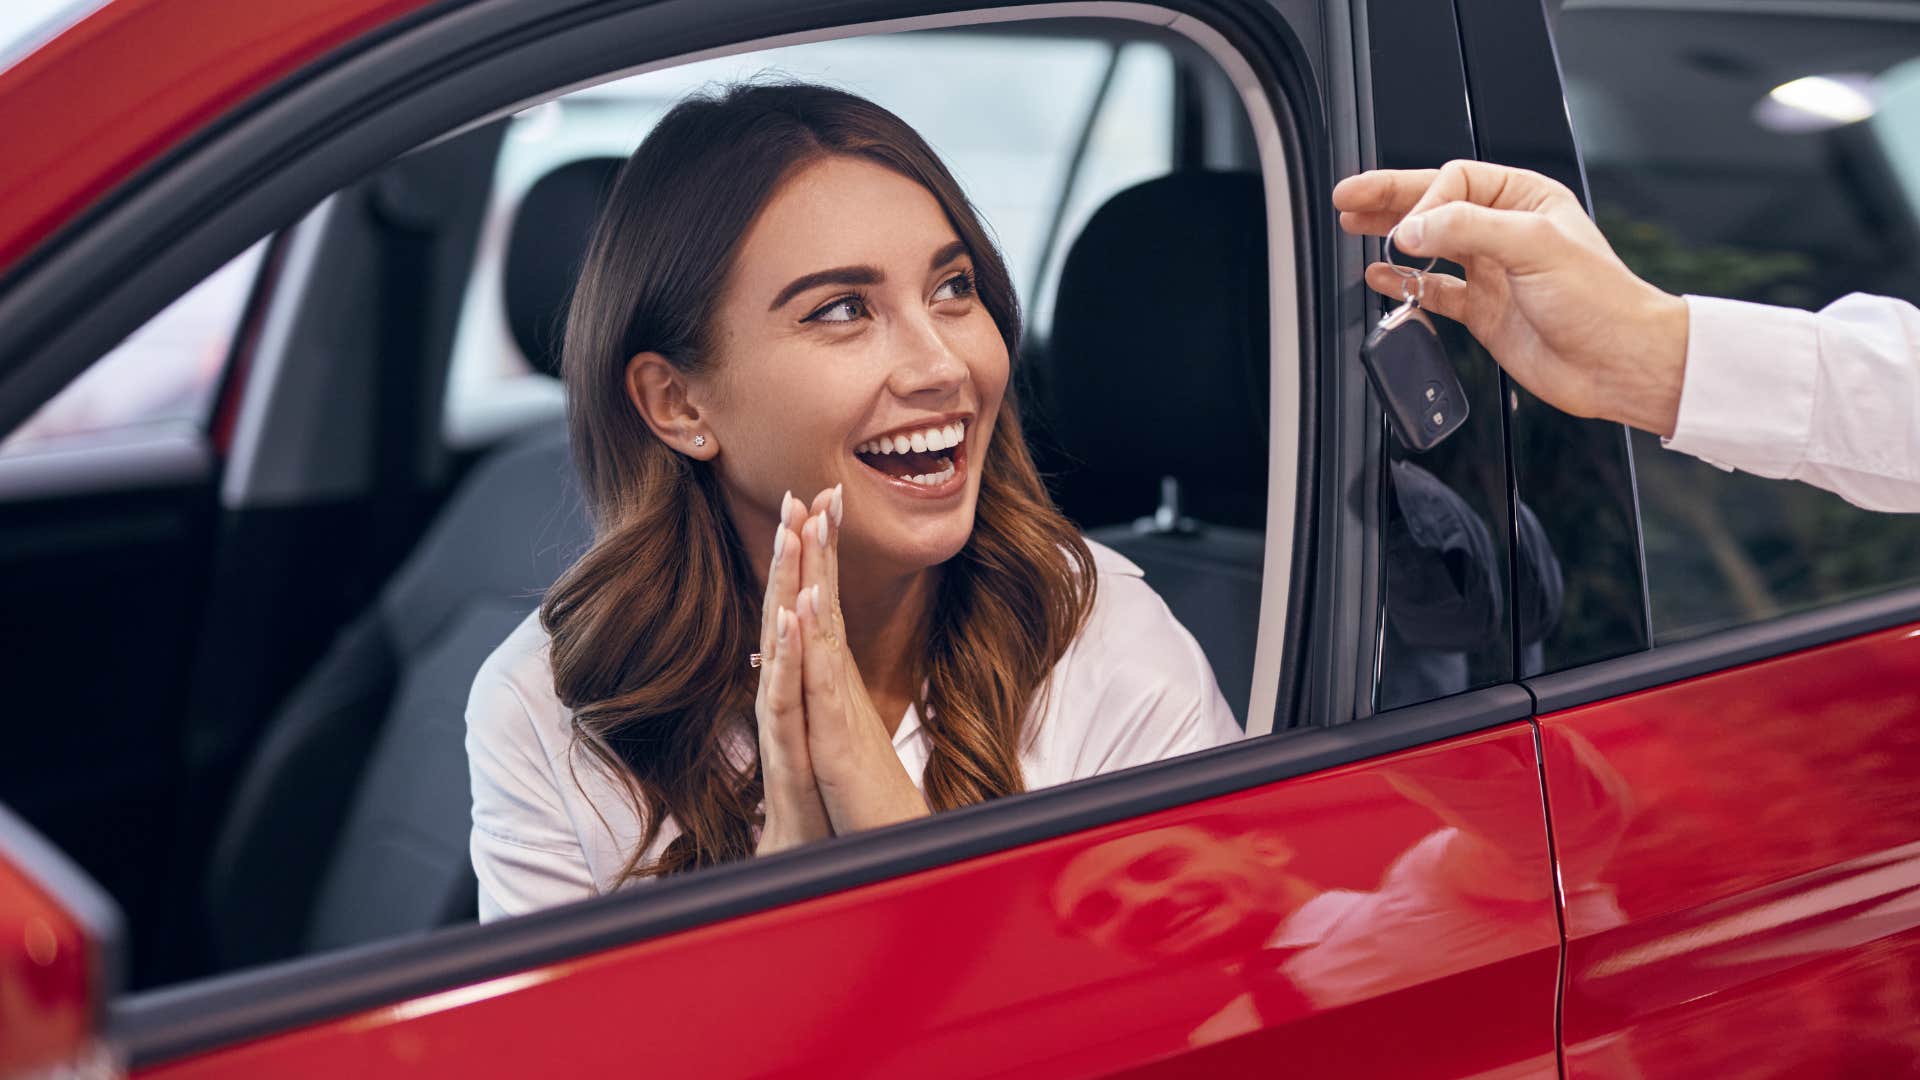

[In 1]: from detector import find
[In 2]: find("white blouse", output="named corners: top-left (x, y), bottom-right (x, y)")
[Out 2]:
top-left (465, 541), bottom-right (1243, 921)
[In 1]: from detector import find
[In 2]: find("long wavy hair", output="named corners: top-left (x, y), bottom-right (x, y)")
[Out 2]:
top-left (542, 82), bottom-right (1096, 881)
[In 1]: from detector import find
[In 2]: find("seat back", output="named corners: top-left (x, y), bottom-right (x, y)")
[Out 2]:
top-left (203, 157), bottom-right (619, 967)
top-left (1042, 171), bottom-right (1270, 724)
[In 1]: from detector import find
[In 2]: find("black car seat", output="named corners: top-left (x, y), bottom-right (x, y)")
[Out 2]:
top-left (200, 158), bottom-right (620, 969)
top-left (1040, 171), bottom-right (1269, 725)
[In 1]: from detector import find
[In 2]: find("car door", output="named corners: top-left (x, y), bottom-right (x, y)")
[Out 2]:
top-left (0, 1), bottom-right (1565, 1076)
top-left (1469, 1), bottom-right (1920, 1074)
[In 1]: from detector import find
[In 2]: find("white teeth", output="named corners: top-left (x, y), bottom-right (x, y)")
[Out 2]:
top-left (855, 421), bottom-right (968, 457)
top-left (900, 459), bottom-right (957, 486)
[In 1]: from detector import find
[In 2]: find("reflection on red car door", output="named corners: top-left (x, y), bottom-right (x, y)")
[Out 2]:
top-left (1541, 623), bottom-right (1920, 1076)
top-left (141, 723), bottom-right (1560, 1079)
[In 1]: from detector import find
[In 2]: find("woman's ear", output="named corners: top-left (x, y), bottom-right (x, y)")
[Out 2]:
top-left (626, 352), bottom-right (718, 460)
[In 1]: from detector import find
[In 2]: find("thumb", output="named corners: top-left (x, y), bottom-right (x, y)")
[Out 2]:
top-left (1397, 202), bottom-right (1566, 276)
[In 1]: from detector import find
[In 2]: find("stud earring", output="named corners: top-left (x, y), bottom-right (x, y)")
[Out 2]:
top-left (693, 435), bottom-right (708, 448)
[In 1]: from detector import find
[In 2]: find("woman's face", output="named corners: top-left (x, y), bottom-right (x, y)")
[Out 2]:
top-left (692, 154), bottom-right (1010, 576)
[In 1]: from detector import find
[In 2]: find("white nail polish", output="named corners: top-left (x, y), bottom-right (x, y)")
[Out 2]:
top-left (830, 484), bottom-right (844, 527)
top-left (815, 514), bottom-right (829, 544)
top-left (772, 523), bottom-right (786, 563)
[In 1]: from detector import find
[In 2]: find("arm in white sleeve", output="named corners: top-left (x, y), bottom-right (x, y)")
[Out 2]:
top-left (465, 675), bottom-right (598, 921)
top-left (1663, 293), bottom-right (1920, 512)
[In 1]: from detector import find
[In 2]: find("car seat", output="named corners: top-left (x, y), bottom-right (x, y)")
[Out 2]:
top-left (1039, 171), bottom-right (1269, 725)
top-left (199, 158), bottom-right (620, 969)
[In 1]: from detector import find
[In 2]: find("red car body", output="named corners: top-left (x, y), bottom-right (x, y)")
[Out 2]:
top-left (3, 1), bottom-right (1919, 1077)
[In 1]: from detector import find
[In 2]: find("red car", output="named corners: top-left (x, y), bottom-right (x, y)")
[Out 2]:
top-left (4, 0), bottom-right (1920, 1076)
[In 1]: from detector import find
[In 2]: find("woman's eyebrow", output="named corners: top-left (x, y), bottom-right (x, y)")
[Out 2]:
top-left (769, 266), bottom-right (880, 311)
top-left (929, 239), bottom-right (968, 269)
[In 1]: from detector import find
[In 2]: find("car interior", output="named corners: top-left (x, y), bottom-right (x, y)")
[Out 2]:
top-left (0, 20), bottom-right (1276, 990)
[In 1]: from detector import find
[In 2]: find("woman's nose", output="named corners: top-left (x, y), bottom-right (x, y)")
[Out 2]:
top-left (886, 314), bottom-right (969, 398)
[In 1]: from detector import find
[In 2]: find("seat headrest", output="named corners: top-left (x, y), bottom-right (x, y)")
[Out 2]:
top-left (1043, 171), bottom-right (1269, 527)
top-left (503, 156), bottom-right (625, 377)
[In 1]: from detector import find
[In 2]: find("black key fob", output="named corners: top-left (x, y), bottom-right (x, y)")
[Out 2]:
top-left (1360, 301), bottom-right (1468, 452)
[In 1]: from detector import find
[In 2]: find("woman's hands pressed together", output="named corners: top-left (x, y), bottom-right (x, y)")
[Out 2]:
top-left (753, 486), bottom-right (929, 855)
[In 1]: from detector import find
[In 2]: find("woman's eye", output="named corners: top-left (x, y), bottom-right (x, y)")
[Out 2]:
top-left (933, 270), bottom-right (976, 303)
top-left (807, 296), bottom-right (867, 323)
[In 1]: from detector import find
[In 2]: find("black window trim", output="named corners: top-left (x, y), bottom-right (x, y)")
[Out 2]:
top-left (0, 0), bottom-right (1495, 1067)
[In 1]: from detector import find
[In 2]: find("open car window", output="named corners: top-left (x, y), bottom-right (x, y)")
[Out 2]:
top-left (0, 13), bottom-right (1293, 1004)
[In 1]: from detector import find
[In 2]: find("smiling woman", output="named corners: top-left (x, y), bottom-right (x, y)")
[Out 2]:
top-left (464, 82), bottom-right (1243, 917)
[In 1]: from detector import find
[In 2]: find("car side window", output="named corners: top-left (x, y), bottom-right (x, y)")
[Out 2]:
top-left (0, 16), bottom-right (1290, 996)
top-left (1553, 5), bottom-right (1920, 643)
top-left (0, 241), bottom-right (264, 459)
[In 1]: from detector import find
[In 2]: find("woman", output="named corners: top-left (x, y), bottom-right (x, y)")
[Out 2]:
top-left (466, 81), bottom-right (1242, 920)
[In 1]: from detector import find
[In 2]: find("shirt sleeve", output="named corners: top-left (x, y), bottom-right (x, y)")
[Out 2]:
top-left (1066, 574), bottom-right (1245, 777)
top-left (465, 672), bottom-right (598, 921)
top-left (1664, 293), bottom-right (1920, 512)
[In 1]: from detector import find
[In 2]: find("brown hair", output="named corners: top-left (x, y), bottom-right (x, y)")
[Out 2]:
top-left (541, 82), bottom-right (1095, 880)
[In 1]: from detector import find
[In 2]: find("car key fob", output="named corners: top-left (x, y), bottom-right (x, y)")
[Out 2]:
top-left (1360, 299), bottom-right (1468, 452)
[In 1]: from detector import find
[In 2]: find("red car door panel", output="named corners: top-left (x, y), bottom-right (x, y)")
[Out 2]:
top-left (139, 724), bottom-right (1559, 1079)
top-left (1541, 622), bottom-right (1920, 1076)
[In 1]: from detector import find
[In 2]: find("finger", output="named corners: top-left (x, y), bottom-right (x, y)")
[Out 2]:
top-left (1399, 159), bottom-right (1569, 223)
top-left (796, 583), bottom-right (844, 736)
top-left (1364, 262), bottom-right (1470, 323)
top-left (1395, 201), bottom-right (1567, 273)
top-left (1331, 168), bottom-right (1441, 216)
top-left (824, 485), bottom-right (843, 635)
top-left (1338, 209), bottom-right (1407, 238)
top-left (759, 491), bottom-right (792, 654)
top-left (762, 606), bottom-right (804, 744)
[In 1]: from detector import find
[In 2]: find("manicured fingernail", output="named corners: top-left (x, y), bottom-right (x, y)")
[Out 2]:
top-left (815, 514), bottom-right (829, 544)
top-left (778, 607), bottom-right (792, 642)
top-left (1397, 214), bottom-right (1426, 251)
top-left (779, 490), bottom-right (794, 526)
top-left (772, 523), bottom-right (786, 564)
top-left (830, 484), bottom-right (844, 527)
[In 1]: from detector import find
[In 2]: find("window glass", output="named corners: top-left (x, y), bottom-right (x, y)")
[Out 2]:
top-left (0, 241), bottom-right (264, 457)
top-left (1554, 5), bottom-right (1920, 643)
top-left (8, 20), bottom-right (1276, 996)
top-left (444, 31), bottom-right (1173, 445)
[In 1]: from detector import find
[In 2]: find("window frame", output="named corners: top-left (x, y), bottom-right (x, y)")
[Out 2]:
top-left (0, 0), bottom-right (1544, 1067)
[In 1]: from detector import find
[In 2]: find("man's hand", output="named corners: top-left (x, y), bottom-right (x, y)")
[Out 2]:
top-left (1334, 160), bottom-right (1691, 437)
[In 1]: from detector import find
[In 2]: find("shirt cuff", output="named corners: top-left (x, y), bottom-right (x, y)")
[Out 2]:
top-left (1662, 294), bottom-right (1819, 476)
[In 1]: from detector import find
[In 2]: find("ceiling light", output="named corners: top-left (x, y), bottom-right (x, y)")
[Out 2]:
top-left (1755, 74), bottom-right (1877, 133)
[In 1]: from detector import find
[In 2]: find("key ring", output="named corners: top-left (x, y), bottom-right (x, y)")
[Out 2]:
top-left (1384, 221), bottom-right (1438, 307)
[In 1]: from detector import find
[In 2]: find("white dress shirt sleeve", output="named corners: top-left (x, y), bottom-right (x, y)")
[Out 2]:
top-left (466, 672), bottom-right (598, 921)
top-left (1664, 293), bottom-right (1920, 512)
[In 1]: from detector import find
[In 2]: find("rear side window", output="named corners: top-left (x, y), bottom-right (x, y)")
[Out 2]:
top-left (1553, 5), bottom-right (1920, 643)
top-left (0, 242), bottom-right (263, 459)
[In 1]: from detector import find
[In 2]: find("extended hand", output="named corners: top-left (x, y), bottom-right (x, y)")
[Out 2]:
top-left (753, 491), bottom-right (832, 855)
top-left (1333, 160), bottom-right (1691, 437)
top-left (793, 485), bottom-right (931, 833)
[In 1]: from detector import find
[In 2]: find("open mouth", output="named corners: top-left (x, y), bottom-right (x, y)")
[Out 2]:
top-left (853, 419), bottom-right (967, 491)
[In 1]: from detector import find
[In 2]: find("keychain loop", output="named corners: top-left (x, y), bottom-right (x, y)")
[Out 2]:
top-left (1384, 221), bottom-right (1440, 280)
top-left (1400, 272), bottom-right (1426, 307)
